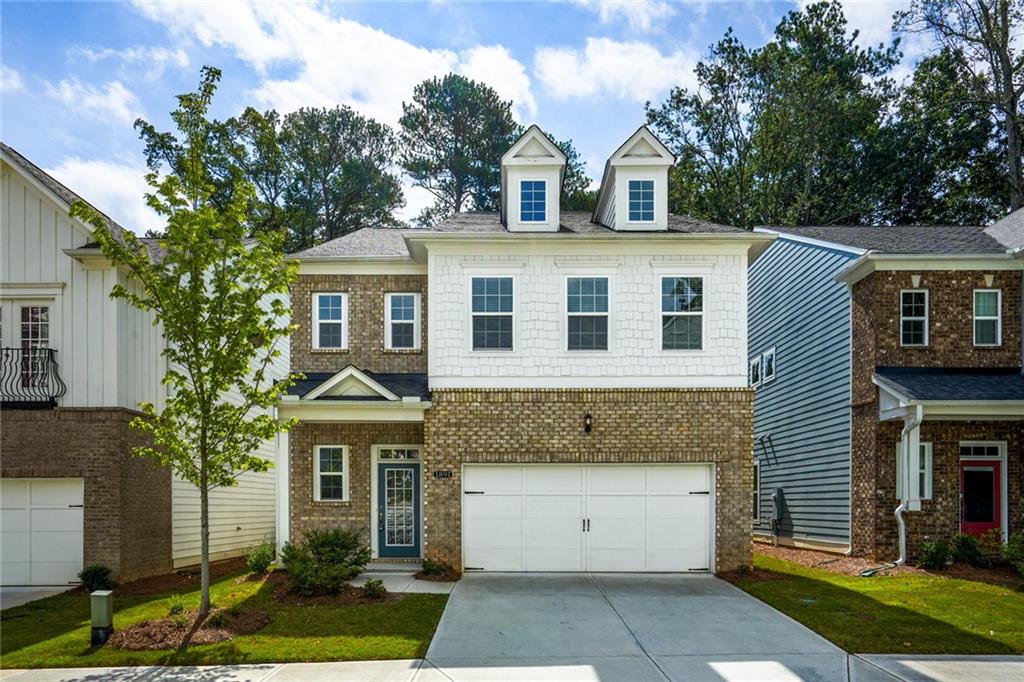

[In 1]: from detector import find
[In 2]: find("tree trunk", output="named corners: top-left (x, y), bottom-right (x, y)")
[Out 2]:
top-left (199, 462), bottom-right (211, 614)
top-left (1004, 102), bottom-right (1023, 209)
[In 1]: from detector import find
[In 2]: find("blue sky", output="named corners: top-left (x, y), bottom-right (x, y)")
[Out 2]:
top-left (1, 1), bottom-right (915, 232)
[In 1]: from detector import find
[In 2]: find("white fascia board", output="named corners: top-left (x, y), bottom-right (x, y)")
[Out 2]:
top-left (874, 374), bottom-right (1024, 420)
top-left (404, 231), bottom-right (775, 245)
top-left (836, 252), bottom-right (1021, 285)
top-left (501, 124), bottom-right (566, 165)
top-left (753, 228), bottom-right (866, 256)
top-left (0, 282), bottom-right (66, 297)
top-left (302, 366), bottom-right (401, 401)
top-left (608, 125), bottom-right (676, 165)
top-left (428, 375), bottom-right (749, 390)
top-left (277, 400), bottom-right (429, 423)
top-left (296, 260), bottom-right (426, 276)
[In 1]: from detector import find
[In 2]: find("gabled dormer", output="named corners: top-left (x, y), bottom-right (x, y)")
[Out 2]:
top-left (593, 126), bottom-right (675, 231)
top-left (501, 125), bottom-right (566, 232)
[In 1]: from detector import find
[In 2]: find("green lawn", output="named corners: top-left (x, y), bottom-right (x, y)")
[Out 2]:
top-left (0, 570), bottom-right (447, 669)
top-left (731, 555), bottom-right (1024, 654)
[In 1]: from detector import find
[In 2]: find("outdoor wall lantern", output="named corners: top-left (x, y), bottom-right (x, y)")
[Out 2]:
top-left (583, 413), bottom-right (593, 434)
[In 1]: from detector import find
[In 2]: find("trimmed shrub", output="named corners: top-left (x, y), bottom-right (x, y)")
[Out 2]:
top-left (280, 528), bottom-right (371, 596)
top-left (951, 534), bottom-right (982, 566)
top-left (977, 529), bottom-right (1007, 568)
top-left (421, 558), bottom-right (447, 576)
top-left (1004, 532), bottom-right (1024, 577)
top-left (362, 578), bottom-right (387, 600)
top-left (78, 565), bottom-right (115, 591)
top-left (246, 539), bottom-right (275, 574)
top-left (917, 539), bottom-right (950, 570)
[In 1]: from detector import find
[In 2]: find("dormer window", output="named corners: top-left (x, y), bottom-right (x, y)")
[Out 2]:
top-left (520, 180), bottom-right (546, 223)
top-left (628, 180), bottom-right (655, 222)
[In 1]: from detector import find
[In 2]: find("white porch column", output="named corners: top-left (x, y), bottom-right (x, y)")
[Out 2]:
top-left (275, 429), bottom-right (290, 554)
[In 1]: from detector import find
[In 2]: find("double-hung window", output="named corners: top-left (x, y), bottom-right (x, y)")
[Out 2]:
top-left (661, 276), bottom-right (702, 350)
top-left (628, 179), bottom-right (654, 222)
top-left (520, 180), bottom-right (546, 222)
top-left (973, 289), bottom-right (1001, 346)
top-left (385, 293), bottom-right (420, 350)
top-left (566, 277), bottom-right (609, 351)
top-left (900, 290), bottom-right (928, 346)
top-left (761, 347), bottom-right (776, 383)
top-left (749, 356), bottom-right (761, 387)
top-left (471, 277), bottom-right (513, 350)
top-left (314, 445), bottom-right (349, 502)
top-left (895, 442), bottom-right (932, 501)
top-left (313, 293), bottom-right (347, 349)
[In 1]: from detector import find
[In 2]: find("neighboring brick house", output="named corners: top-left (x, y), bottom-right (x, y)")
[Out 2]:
top-left (278, 126), bottom-right (774, 574)
top-left (749, 216), bottom-right (1023, 561)
top-left (0, 144), bottom-right (287, 585)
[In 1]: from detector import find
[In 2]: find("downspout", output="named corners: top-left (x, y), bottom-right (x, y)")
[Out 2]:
top-left (861, 404), bottom-right (923, 576)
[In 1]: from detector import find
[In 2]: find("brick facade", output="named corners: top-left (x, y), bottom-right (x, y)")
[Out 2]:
top-left (290, 274), bottom-right (428, 374)
top-left (0, 408), bottom-right (173, 581)
top-left (422, 388), bottom-right (754, 573)
top-left (850, 270), bottom-right (1023, 559)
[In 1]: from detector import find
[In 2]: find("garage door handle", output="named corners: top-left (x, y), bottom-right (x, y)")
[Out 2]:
top-left (68, 504), bottom-right (84, 508)
top-left (464, 490), bottom-right (485, 495)
top-left (689, 491), bottom-right (710, 495)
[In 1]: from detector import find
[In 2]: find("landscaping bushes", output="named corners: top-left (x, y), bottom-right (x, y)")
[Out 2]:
top-left (78, 565), bottom-right (115, 591)
top-left (1005, 532), bottom-right (1024, 577)
top-left (917, 540), bottom-right (951, 570)
top-left (246, 539), bottom-right (275, 574)
top-left (280, 528), bottom-right (370, 595)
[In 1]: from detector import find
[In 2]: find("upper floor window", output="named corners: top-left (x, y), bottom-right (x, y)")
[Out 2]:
top-left (973, 289), bottom-right (1001, 346)
top-left (900, 290), bottom-right (928, 347)
top-left (628, 180), bottom-right (654, 222)
top-left (314, 445), bottom-right (349, 502)
top-left (661, 276), bottom-right (702, 350)
top-left (471, 277), bottom-right (513, 350)
top-left (520, 180), bottom-right (546, 222)
top-left (385, 293), bottom-right (420, 350)
top-left (566, 277), bottom-right (609, 351)
top-left (749, 356), bottom-right (762, 387)
top-left (761, 347), bottom-right (776, 384)
top-left (313, 292), bottom-right (347, 349)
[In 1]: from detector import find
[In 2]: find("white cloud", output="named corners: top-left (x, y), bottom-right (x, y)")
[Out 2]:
top-left (72, 45), bottom-right (190, 79)
top-left (534, 38), bottom-right (697, 102)
top-left (132, 1), bottom-right (537, 125)
top-left (45, 158), bottom-right (164, 234)
top-left (574, 0), bottom-right (676, 32)
top-left (44, 78), bottom-right (143, 125)
top-left (398, 183), bottom-right (437, 224)
top-left (2, 65), bottom-right (25, 93)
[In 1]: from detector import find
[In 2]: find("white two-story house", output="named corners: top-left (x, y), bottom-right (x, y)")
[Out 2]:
top-left (278, 126), bottom-right (773, 573)
top-left (0, 143), bottom-right (286, 586)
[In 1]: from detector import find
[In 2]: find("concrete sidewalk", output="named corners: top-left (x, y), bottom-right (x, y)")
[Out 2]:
top-left (4, 656), bottom-right (1024, 681)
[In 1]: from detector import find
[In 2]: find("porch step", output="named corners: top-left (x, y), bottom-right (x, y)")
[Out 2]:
top-left (365, 561), bottom-right (423, 573)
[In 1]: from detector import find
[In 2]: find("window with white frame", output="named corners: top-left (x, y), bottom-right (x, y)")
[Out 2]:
top-left (761, 347), bottom-right (776, 384)
top-left (895, 442), bottom-right (932, 501)
top-left (385, 293), bottom-right (420, 350)
top-left (520, 180), bottom-right (546, 222)
top-left (628, 179), bottom-right (654, 221)
top-left (18, 305), bottom-right (51, 388)
top-left (752, 459), bottom-right (761, 520)
top-left (900, 290), bottom-right (928, 346)
top-left (567, 277), bottom-right (609, 351)
top-left (314, 445), bottom-right (349, 501)
top-left (973, 289), bottom-right (1001, 346)
top-left (661, 276), bottom-right (702, 350)
top-left (313, 293), bottom-right (347, 349)
top-left (471, 277), bottom-right (513, 350)
top-left (749, 356), bottom-right (762, 387)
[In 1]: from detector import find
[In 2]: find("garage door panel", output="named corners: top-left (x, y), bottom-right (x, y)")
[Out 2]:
top-left (2, 529), bottom-right (29, 557)
top-left (464, 466), bottom-right (523, 492)
top-left (1, 480), bottom-right (29, 507)
top-left (1, 562), bottom-right (29, 585)
top-left (648, 549), bottom-right (708, 572)
top-left (588, 548), bottom-right (645, 572)
top-left (587, 467), bottom-right (645, 493)
top-left (1, 479), bottom-right (84, 586)
top-left (465, 517), bottom-right (521, 549)
top-left (524, 495), bottom-right (582, 518)
top-left (647, 495), bottom-right (707, 519)
top-left (524, 548), bottom-right (582, 571)
top-left (465, 495), bottom-right (521, 518)
top-left (30, 562), bottom-right (83, 585)
top-left (1, 509), bottom-right (29, 533)
top-left (30, 479), bottom-right (83, 506)
top-left (589, 518), bottom-right (645, 549)
top-left (525, 467), bottom-right (583, 493)
top-left (31, 531), bottom-right (84, 562)
top-left (31, 508), bottom-right (83, 532)
top-left (588, 495), bottom-right (645, 518)
top-left (525, 518), bottom-right (582, 548)
top-left (648, 466), bottom-right (708, 493)
top-left (648, 518), bottom-right (708, 549)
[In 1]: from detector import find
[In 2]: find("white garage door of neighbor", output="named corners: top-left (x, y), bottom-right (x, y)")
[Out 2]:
top-left (1, 479), bottom-right (84, 585)
top-left (463, 465), bottom-right (712, 572)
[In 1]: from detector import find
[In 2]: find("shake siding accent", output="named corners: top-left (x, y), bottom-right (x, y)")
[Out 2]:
top-left (749, 238), bottom-right (856, 545)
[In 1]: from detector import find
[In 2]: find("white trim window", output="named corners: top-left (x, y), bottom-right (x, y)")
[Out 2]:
top-left (900, 290), bottom-right (928, 346)
top-left (661, 276), bottom-right (702, 350)
top-left (752, 459), bottom-right (761, 521)
top-left (628, 179), bottom-right (654, 222)
top-left (761, 347), bottom-right (776, 384)
top-left (385, 293), bottom-right (420, 350)
top-left (896, 442), bottom-right (932, 501)
top-left (566, 276), bottom-right (609, 351)
top-left (312, 292), bottom-right (347, 349)
top-left (749, 356), bottom-right (762, 387)
top-left (471, 277), bottom-right (514, 350)
top-left (314, 445), bottom-right (349, 502)
top-left (520, 180), bottom-right (546, 223)
top-left (973, 289), bottom-right (1001, 346)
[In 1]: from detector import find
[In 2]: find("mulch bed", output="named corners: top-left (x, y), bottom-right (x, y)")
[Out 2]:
top-left (107, 608), bottom-right (269, 650)
top-left (268, 570), bottom-right (402, 606)
top-left (99, 558), bottom-right (249, 597)
top-left (414, 568), bottom-right (461, 583)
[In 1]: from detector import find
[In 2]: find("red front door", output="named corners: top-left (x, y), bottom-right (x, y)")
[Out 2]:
top-left (960, 460), bottom-right (1002, 536)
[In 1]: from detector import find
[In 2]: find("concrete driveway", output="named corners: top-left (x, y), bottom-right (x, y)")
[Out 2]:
top-left (420, 573), bottom-right (847, 681)
top-left (0, 586), bottom-right (69, 611)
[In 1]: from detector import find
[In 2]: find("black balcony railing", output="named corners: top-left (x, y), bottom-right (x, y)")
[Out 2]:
top-left (0, 347), bottom-right (67, 408)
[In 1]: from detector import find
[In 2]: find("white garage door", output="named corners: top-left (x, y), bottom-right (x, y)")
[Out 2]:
top-left (463, 465), bottom-right (712, 572)
top-left (1, 479), bottom-right (84, 585)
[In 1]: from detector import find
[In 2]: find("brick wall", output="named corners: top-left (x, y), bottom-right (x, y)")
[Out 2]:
top-left (0, 408), bottom-right (172, 580)
top-left (422, 388), bottom-right (754, 572)
top-left (291, 274), bottom-right (427, 374)
top-left (288, 421), bottom-right (424, 544)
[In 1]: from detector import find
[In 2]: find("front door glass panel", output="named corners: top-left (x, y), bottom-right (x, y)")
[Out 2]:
top-left (377, 462), bottom-right (420, 557)
top-left (962, 468), bottom-right (995, 523)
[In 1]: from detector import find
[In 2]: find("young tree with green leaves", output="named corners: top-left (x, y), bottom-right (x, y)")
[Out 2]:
top-left (70, 67), bottom-right (297, 615)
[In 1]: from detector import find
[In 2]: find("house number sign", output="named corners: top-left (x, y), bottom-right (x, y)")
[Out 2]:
top-left (432, 470), bottom-right (453, 479)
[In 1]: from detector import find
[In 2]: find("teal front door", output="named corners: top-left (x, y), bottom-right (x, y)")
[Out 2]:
top-left (377, 463), bottom-right (420, 558)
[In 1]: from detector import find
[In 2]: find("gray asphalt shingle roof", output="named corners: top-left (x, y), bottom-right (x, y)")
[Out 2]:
top-left (288, 370), bottom-right (430, 401)
top-left (986, 207), bottom-right (1024, 250)
top-left (771, 225), bottom-right (1007, 254)
top-left (875, 367), bottom-right (1024, 402)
